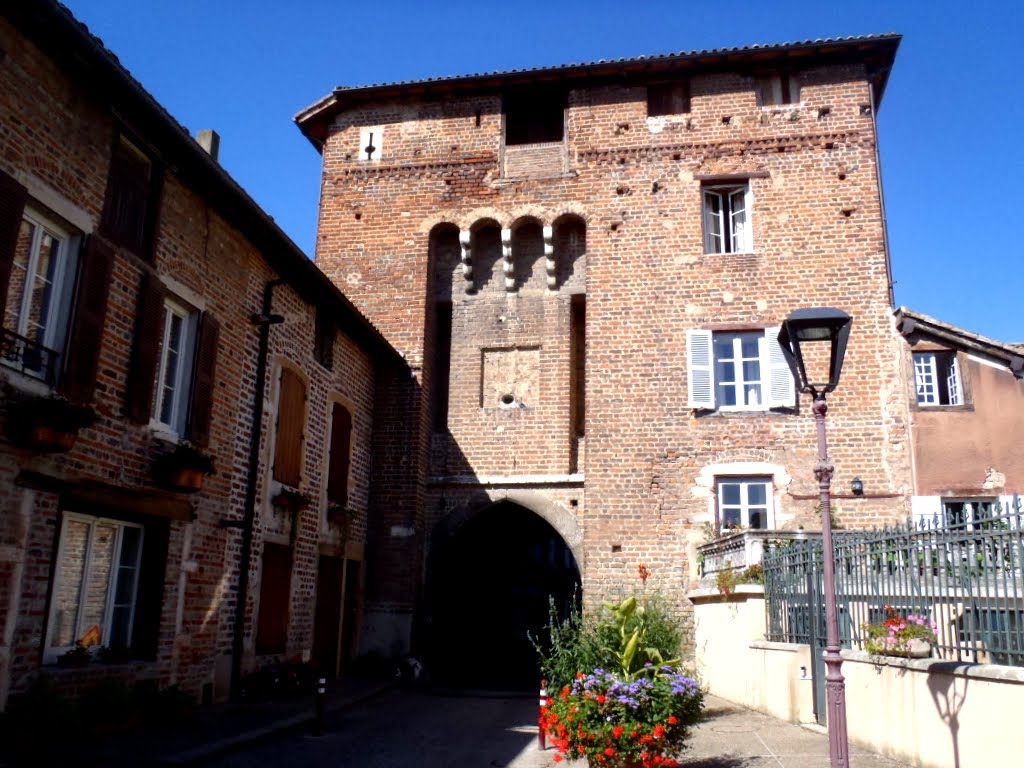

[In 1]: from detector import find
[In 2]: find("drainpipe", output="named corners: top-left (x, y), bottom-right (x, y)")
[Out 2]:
top-left (230, 278), bottom-right (286, 699)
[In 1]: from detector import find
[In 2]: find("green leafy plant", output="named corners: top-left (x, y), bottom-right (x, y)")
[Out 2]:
top-left (56, 643), bottom-right (92, 667)
top-left (862, 606), bottom-right (937, 656)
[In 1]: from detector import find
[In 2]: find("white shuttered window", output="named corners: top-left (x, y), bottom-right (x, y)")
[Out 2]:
top-left (687, 328), bottom-right (794, 411)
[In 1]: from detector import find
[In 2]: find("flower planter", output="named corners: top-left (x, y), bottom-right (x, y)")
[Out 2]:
top-left (8, 396), bottom-right (96, 453)
top-left (876, 639), bottom-right (932, 659)
top-left (161, 466), bottom-right (206, 494)
top-left (152, 441), bottom-right (215, 493)
top-left (26, 424), bottom-right (79, 453)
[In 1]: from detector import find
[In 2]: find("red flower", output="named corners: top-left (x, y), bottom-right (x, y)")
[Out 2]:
top-left (577, 671), bottom-right (585, 679)
top-left (653, 724), bottom-right (666, 738)
top-left (553, 756), bottom-right (562, 763)
top-left (597, 695), bottom-right (606, 704)
top-left (612, 725), bottom-right (624, 738)
top-left (667, 715), bottom-right (678, 725)
top-left (605, 747), bottom-right (616, 756)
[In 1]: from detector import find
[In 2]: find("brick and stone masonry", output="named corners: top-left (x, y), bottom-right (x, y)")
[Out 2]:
top-left (298, 36), bottom-right (915, 654)
top-left (0, 1), bottom-right (403, 708)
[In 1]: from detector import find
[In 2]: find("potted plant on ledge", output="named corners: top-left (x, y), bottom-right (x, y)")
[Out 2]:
top-left (9, 394), bottom-right (97, 452)
top-left (863, 606), bottom-right (937, 658)
top-left (152, 441), bottom-right (216, 493)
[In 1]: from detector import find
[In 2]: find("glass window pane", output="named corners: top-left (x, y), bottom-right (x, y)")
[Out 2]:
top-left (80, 524), bottom-right (116, 645)
top-left (744, 383), bottom-right (761, 406)
top-left (742, 360), bottom-right (761, 383)
top-left (52, 519), bottom-right (90, 647)
top-left (717, 361), bottom-right (736, 383)
top-left (108, 606), bottom-right (132, 648)
top-left (748, 483), bottom-right (768, 505)
top-left (718, 382), bottom-right (736, 407)
top-left (722, 509), bottom-right (741, 528)
top-left (721, 484), bottom-right (741, 505)
top-left (749, 509), bottom-right (766, 529)
top-left (740, 335), bottom-right (759, 358)
top-left (713, 335), bottom-right (734, 360)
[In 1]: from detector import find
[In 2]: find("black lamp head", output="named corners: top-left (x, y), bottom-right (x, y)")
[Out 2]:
top-left (777, 307), bottom-right (853, 396)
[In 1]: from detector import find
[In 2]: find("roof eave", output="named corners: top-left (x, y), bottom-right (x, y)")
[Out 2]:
top-left (295, 34), bottom-right (901, 146)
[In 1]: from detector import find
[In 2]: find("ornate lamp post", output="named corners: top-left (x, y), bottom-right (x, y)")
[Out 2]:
top-left (777, 307), bottom-right (852, 768)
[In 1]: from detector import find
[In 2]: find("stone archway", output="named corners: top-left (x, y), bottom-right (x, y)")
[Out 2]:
top-left (427, 498), bottom-right (581, 691)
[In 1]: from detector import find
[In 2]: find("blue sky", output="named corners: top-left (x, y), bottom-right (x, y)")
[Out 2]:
top-left (61, 0), bottom-right (1022, 341)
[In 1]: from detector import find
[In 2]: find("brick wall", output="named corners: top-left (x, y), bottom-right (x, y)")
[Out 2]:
top-left (0, 12), bottom-right (383, 707)
top-left (311, 56), bottom-right (914, 651)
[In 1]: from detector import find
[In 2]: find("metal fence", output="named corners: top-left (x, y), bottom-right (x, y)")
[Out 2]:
top-left (764, 497), bottom-right (1024, 667)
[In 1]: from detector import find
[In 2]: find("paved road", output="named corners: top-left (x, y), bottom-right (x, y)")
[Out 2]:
top-left (202, 691), bottom-right (912, 768)
top-left (202, 689), bottom-right (554, 768)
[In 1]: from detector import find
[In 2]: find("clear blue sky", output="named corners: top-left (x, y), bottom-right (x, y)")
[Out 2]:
top-left (61, 0), bottom-right (1022, 342)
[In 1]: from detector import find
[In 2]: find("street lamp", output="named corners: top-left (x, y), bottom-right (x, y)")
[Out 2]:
top-left (777, 307), bottom-right (852, 768)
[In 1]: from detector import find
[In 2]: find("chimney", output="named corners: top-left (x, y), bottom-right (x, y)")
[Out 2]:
top-left (197, 129), bottom-right (220, 162)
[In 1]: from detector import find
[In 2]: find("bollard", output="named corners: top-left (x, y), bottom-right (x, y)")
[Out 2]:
top-left (538, 677), bottom-right (549, 750)
top-left (313, 677), bottom-right (326, 736)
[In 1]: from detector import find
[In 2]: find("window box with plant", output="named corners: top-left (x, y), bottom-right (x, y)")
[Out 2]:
top-left (272, 487), bottom-right (312, 513)
top-left (862, 606), bottom-right (937, 658)
top-left (152, 440), bottom-right (216, 493)
top-left (8, 394), bottom-right (97, 453)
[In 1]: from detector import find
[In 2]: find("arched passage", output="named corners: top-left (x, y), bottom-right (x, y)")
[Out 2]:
top-left (427, 501), bottom-right (581, 691)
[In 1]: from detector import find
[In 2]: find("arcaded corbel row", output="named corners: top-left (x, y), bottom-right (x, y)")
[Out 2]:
top-left (543, 225), bottom-right (556, 290)
top-left (459, 229), bottom-right (473, 290)
top-left (501, 228), bottom-right (514, 291)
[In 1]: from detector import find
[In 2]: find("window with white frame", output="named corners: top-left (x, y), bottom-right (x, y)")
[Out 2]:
top-left (1, 208), bottom-right (79, 382)
top-left (687, 328), bottom-right (795, 411)
top-left (717, 477), bottom-right (773, 530)
top-left (913, 351), bottom-right (962, 406)
top-left (152, 297), bottom-right (198, 435)
top-left (45, 513), bottom-right (144, 662)
top-left (702, 183), bottom-right (752, 254)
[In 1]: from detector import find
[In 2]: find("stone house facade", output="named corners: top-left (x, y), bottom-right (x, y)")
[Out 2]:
top-left (297, 35), bottom-right (917, 674)
top-left (0, 0), bottom-right (405, 709)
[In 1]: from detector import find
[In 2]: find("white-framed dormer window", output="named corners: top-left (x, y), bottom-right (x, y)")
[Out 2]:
top-left (702, 184), bottom-right (752, 254)
top-left (914, 351), bottom-right (962, 406)
top-left (687, 328), bottom-right (795, 411)
top-left (152, 297), bottom-right (198, 435)
top-left (716, 476), bottom-right (774, 530)
top-left (2, 208), bottom-right (80, 383)
top-left (44, 513), bottom-right (144, 663)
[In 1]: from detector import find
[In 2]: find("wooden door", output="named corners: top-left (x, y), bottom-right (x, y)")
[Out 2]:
top-left (313, 555), bottom-right (343, 677)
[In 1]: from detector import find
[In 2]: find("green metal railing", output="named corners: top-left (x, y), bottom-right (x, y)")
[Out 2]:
top-left (764, 497), bottom-right (1024, 667)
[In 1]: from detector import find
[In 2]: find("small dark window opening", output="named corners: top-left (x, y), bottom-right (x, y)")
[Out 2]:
top-left (314, 309), bottom-right (335, 370)
top-left (504, 90), bottom-right (566, 145)
top-left (647, 82), bottom-right (691, 116)
top-left (570, 294), bottom-right (586, 438)
top-left (756, 73), bottom-right (800, 107)
top-left (431, 300), bottom-right (452, 430)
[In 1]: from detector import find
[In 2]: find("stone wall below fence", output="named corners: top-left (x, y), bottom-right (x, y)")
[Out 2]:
top-left (690, 588), bottom-right (1024, 768)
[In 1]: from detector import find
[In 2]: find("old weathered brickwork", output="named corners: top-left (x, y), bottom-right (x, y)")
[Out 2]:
top-left (0, 2), bottom-right (403, 709)
top-left (300, 38), bottom-right (915, 657)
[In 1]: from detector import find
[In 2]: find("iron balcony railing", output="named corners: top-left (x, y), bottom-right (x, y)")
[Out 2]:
top-left (0, 327), bottom-right (61, 387)
top-left (763, 497), bottom-right (1024, 667)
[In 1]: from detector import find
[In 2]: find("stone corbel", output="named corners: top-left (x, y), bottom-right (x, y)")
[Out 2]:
top-left (543, 225), bottom-right (556, 290)
top-left (501, 227), bottom-right (514, 291)
top-left (459, 229), bottom-right (473, 291)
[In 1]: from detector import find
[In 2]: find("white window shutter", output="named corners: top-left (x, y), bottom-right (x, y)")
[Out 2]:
top-left (765, 326), bottom-right (795, 408)
top-left (687, 329), bottom-right (715, 409)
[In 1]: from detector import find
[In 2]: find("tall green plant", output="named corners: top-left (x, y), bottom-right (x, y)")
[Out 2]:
top-left (600, 595), bottom-right (681, 678)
